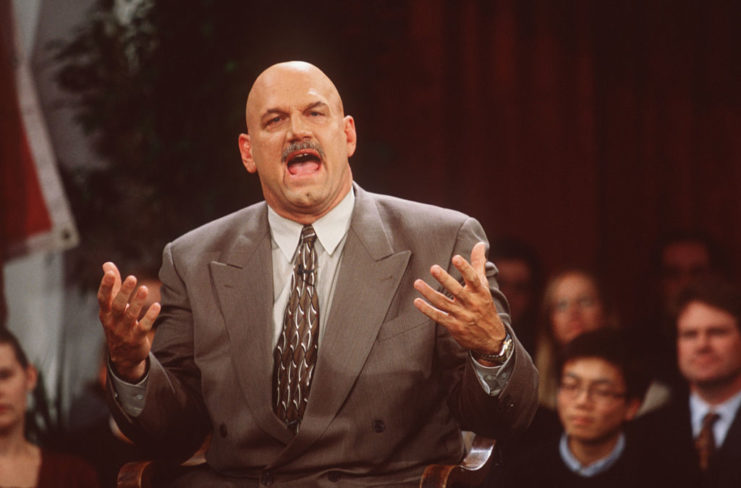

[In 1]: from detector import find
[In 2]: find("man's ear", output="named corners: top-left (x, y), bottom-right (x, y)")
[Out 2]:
top-left (343, 115), bottom-right (357, 158)
top-left (238, 133), bottom-right (257, 173)
top-left (624, 398), bottom-right (641, 422)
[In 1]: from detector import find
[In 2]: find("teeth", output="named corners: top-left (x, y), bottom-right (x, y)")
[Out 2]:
top-left (290, 152), bottom-right (317, 164)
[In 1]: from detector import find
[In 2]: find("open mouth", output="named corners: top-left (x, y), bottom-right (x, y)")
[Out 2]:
top-left (286, 150), bottom-right (321, 175)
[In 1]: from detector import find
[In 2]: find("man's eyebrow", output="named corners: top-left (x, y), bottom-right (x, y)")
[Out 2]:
top-left (563, 373), bottom-right (616, 385)
top-left (304, 101), bottom-right (328, 111)
top-left (261, 107), bottom-right (287, 118)
top-left (260, 101), bottom-right (328, 118)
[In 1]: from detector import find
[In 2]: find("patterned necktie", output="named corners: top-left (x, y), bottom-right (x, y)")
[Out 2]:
top-left (695, 411), bottom-right (720, 471)
top-left (273, 225), bottom-right (319, 432)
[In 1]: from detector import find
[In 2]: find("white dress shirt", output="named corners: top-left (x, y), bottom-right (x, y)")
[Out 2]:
top-left (690, 389), bottom-right (741, 448)
top-left (267, 188), bottom-right (354, 347)
top-left (560, 432), bottom-right (626, 477)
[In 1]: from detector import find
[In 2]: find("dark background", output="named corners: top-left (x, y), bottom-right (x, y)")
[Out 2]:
top-left (49, 0), bottom-right (741, 328)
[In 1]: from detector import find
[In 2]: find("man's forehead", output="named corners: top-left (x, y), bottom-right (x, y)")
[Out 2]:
top-left (679, 301), bottom-right (734, 322)
top-left (563, 358), bottom-right (623, 382)
top-left (247, 62), bottom-right (342, 115)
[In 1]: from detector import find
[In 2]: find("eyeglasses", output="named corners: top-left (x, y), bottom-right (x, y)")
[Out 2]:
top-left (558, 382), bottom-right (626, 403)
top-left (553, 296), bottom-right (598, 312)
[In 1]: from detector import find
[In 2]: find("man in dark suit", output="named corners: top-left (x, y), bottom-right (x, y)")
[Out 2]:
top-left (96, 61), bottom-right (538, 486)
top-left (636, 277), bottom-right (741, 488)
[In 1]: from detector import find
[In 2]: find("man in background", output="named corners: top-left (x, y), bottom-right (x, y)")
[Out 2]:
top-left (637, 277), bottom-right (741, 488)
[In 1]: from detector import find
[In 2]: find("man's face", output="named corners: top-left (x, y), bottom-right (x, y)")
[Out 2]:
top-left (661, 242), bottom-right (711, 309)
top-left (677, 301), bottom-right (741, 391)
top-left (557, 357), bottom-right (638, 445)
top-left (238, 62), bottom-right (357, 223)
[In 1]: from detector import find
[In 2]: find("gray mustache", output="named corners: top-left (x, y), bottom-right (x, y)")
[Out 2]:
top-left (282, 141), bottom-right (326, 163)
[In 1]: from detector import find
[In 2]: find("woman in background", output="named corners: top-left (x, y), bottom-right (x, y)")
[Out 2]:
top-left (0, 328), bottom-right (99, 488)
top-left (534, 268), bottom-right (670, 414)
top-left (534, 269), bottom-right (617, 409)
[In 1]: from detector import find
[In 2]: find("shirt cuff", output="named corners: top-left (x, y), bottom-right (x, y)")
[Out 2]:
top-left (470, 345), bottom-right (515, 396)
top-left (107, 359), bottom-right (149, 417)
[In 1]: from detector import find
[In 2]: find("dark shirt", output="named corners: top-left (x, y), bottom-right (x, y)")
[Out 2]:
top-left (498, 432), bottom-right (689, 488)
top-left (38, 449), bottom-right (100, 488)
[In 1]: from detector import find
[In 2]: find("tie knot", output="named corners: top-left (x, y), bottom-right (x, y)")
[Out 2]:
top-left (702, 411), bottom-right (720, 429)
top-left (300, 225), bottom-right (317, 246)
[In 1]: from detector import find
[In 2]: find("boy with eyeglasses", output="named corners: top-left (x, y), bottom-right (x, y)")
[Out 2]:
top-left (499, 328), bottom-right (687, 487)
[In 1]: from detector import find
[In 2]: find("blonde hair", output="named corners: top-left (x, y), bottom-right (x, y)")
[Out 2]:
top-left (534, 268), bottom-right (618, 408)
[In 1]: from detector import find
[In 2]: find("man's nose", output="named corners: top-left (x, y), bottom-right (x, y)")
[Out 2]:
top-left (574, 387), bottom-right (592, 404)
top-left (287, 115), bottom-right (311, 140)
top-left (566, 303), bottom-right (581, 318)
top-left (696, 333), bottom-right (712, 350)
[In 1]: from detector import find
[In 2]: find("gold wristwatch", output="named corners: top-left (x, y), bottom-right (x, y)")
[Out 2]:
top-left (471, 332), bottom-right (513, 365)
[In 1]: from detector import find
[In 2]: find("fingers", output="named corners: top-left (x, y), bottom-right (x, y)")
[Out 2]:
top-left (429, 264), bottom-right (465, 298)
top-left (414, 278), bottom-right (455, 316)
top-left (111, 275), bottom-right (138, 317)
top-left (469, 242), bottom-right (488, 287)
top-left (413, 296), bottom-right (450, 325)
top-left (98, 262), bottom-right (161, 333)
top-left (97, 262), bottom-right (122, 312)
top-left (138, 300), bottom-right (161, 332)
top-left (451, 242), bottom-right (489, 292)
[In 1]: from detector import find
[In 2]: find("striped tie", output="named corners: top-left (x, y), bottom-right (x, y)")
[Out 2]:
top-left (695, 411), bottom-right (720, 471)
top-left (273, 225), bottom-right (319, 433)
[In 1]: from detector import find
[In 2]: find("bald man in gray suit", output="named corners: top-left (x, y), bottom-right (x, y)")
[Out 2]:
top-left (98, 61), bottom-right (538, 487)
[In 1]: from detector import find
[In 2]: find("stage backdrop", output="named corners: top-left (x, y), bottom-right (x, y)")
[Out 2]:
top-left (43, 0), bottom-right (741, 327)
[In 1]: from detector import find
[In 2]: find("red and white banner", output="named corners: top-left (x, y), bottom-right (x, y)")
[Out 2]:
top-left (1, 0), bottom-right (78, 261)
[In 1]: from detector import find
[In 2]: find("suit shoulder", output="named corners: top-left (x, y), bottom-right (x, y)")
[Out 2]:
top-left (366, 191), bottom-right (474, 230)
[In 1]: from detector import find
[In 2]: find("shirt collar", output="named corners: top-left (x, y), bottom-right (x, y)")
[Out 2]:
top-left (267, 188), bottom-right (355, 261)
top-left (689, 389), bottom-right (741, 436)
top-left (559, 432), bottom-right (625, 477)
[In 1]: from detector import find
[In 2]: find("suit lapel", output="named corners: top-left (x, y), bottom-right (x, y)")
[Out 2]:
top-left (209, 205), bottom-right (293, 444)
top-left (718, 403), bottom-right (741, 461)
top-left (269, 186), bottom-right (411, 465)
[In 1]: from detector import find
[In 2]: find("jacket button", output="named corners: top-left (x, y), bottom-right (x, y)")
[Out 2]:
top-left (372, 419), bottom-right (385, 433)
top-left (260, 470), bottom-right (273, 486)
top-left (328, 471), bottom-right (341, 482)
top-left (219, 423), bottom-right (228, 437)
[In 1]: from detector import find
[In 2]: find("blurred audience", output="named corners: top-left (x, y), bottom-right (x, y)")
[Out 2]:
top-left (635, 277), bottom-right (741, 488)
top-left (498, 328), bottom-right (686, 488)
top-left (637, 230), bottom-right (730, 388)
top-left (0, 328), bottom-right (99, 487)
top-left (535, 267), bottom-right (670, 415)
top-left (492, 237), bottom-right (544, 354)
top-left (534, 268), bottom-right (618, 409)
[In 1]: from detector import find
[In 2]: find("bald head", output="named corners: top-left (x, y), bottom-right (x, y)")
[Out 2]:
top-left (237, 60), bottom-right (357, 224)
top-left (245, 61), bottom-right (344, 133)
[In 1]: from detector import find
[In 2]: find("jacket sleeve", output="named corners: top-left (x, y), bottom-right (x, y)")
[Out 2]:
top-left (444, 217), bottom-right (539, 439)
top-left (106, 242), bottom-right (211, 461)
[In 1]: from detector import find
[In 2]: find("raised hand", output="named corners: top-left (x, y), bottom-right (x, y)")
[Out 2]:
top-left (413, 242), bottom-right (506, 354)
top-left (97, 262), bottom-right (160, 382)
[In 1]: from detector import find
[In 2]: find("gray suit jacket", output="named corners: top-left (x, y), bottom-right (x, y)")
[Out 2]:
top-left (109, 184), bottom-right (538, 486)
